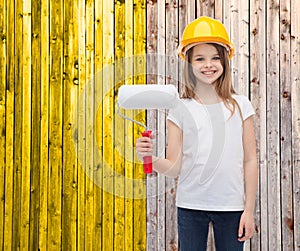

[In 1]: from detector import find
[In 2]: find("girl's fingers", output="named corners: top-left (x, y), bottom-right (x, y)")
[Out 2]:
top-left (136, 136), bottom-right (152, 143)
top-left (136, 137), bottom-right (154, 161)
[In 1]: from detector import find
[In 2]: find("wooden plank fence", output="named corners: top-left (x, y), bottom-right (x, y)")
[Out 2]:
top-left (0, 0), bottom-right (299, 250)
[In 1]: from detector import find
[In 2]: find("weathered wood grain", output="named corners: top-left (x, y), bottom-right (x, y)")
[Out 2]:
top-left (114, 1), bottom-right (126, 250)
top-left (0, 1), bottom-right (299, 250)
top-left (0, 0), bottom-right (6, 248)
top-left (165, 1), bottom-right (178, 250)
top-left (279, 1), bottom-right (294, 250)
top-left (49, 0), bottom-right (63, 249)
top-left (62, 0), bottom-right (79, 250)
top-left (146, 0), bottom-right (159, 250)
top-left (39, 0), bottom-right (50, 249)
top-left (291, 0), bottom-right (300, 250)
top-left (30, 0), bottom-right (41, 249)
top-left (94, 0), bottom-right (103, 250)
top-left (133, 1), bottom-right (147, 250)
top-left (85, 0), bottom-right (95, 250)
top-left (102, 0), bottom-right (115, 250)
top-left (4, 0), bottom-right (14, 248)
top-left (157, 1), bottom-right (166, 251)
top-left (124, 1), bottom-right (134, 251)
top-left (13, 0), bottom-right (23, 249)
top-left (249, 0), bottom-right (266, 250)
top-left (266, 1), bottom-right (282, 250)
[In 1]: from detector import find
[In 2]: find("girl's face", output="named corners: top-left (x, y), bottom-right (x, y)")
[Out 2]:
top-left (190, 43), bottom-right (224, 86)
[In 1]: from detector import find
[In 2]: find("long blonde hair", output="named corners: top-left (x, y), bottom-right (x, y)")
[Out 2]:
top-left (181, 43), bottom-right (239, 117)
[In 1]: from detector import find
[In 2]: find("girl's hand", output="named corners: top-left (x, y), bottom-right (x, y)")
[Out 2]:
top-left (136, 136), bottom-right (154, 162)
top-left (238, 210), bottom-right (255, 242)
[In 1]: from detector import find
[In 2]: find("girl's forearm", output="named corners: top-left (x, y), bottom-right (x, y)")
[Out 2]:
top-left (244, 160), bottom-right (258, 213)
top-left (152, 156), bottom-right (181, 178)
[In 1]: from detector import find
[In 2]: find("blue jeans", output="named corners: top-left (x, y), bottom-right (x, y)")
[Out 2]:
top-left (177, 207), bottom-right (244, 251)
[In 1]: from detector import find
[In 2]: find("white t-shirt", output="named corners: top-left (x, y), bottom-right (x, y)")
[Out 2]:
top-left (167, 95), bottom-right (255, 211)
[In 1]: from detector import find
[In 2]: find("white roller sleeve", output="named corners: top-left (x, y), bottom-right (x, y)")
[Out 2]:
top-left (117, 84), bottom-right (179, 109)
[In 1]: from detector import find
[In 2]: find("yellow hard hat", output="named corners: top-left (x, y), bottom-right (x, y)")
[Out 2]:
top-left (178, 16), bottom-right (234, 59)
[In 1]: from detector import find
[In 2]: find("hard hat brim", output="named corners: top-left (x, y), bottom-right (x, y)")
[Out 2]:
top-left (178, 38), bottom-right (234, 60)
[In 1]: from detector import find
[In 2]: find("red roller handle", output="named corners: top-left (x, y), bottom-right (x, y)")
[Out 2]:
top-left (141, 130), bottom-right (152, 174)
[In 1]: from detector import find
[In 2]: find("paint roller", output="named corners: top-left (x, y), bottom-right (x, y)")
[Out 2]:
top-left (117, 84), bottom-right (179, 174)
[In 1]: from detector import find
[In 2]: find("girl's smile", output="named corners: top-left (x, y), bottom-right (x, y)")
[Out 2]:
top-left (190, 43), bottom-right (224, 85)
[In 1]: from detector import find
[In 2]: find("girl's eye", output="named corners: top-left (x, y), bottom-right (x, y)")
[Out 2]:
top-left (213, 56), bottom-right (220, 60)
top-left (195, 57), bottom-right (204, 61)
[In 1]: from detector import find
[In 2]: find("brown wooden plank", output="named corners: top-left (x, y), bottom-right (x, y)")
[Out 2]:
top-left (249, 0), bottom-right (266, 250)
top-left (279, 1), bottom-right (294, 250)
top-left (291, 0), bottom-right (300, 249)
top-left (232, 1), bottom-right (250, 248)
top-left (165, 1), bottom-right (178, 250)
top-left (157, 1), bottom-right (166, 250)
top-left (146, 0), bottom-right (158, 249)
top-left (230, 0), bottom-right (249, 95)
top-left (197, 0), bottom-right (215, 17)
top-left (266, 0), bottom-right (282, 249)
top-left (178, 0), bottom-right (193, 96)
top-left (214, 0), bottom-right (222, 20)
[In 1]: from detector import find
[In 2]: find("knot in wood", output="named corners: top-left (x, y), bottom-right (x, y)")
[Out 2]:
top-left (252, 28), bottom-right (258, 36)
top-left (282, 91), bottom-right (289, 98)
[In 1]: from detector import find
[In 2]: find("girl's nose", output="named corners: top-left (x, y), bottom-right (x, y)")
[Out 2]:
top-left (204, 60), bottom-right (213, 67)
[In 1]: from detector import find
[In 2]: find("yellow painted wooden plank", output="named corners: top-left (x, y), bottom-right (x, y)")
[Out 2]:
top-left (133, 0), bottom-right (147, 250)
top-left (102, 0), bottom-right (115, 248)
top-left (62, 0), bottom-right (79, 250)
top-left (12, 0), bottom-right (23, 249)
top-left (94, 0), bottom-right (103, 249)
top-left (77, 1), bottom-right (87, 250)
top-left (78, 0), bottom-right (87, 249)
top-left (114, 1), bottom-right (126, 250)
top-left (20, 1), bottom-right (32, 250)
top-left (124, 1), bottom-right (134, 250)
top-left (4, 0), bottom-right (14, 249)
top-left (39, 0), bottom-right (50, 249)
top-left (0, 0), bottom-right (6, 248)
top-left (85, 0), bottom-right (95, 250)
top-left (48, 0), bottom-right (63, 248)
top-left (30, 0), bottom-right (41, 249)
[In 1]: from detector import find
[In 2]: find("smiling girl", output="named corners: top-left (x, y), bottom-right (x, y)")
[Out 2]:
top-left (136, 16), bottom-right (258, 250)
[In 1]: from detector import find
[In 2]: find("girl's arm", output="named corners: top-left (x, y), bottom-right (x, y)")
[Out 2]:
top-left (136, 120), bottom-right (182, 178)
top-left (238, 115), bottom-right (258, 241)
